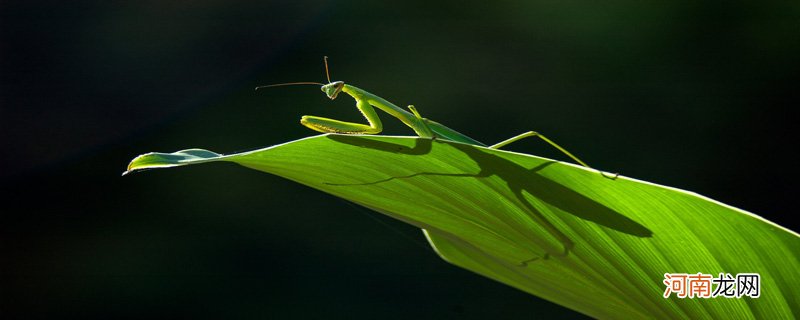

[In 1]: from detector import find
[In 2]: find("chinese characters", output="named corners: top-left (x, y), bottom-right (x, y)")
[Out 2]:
top-left (663, 273), bottom-right (760, 298)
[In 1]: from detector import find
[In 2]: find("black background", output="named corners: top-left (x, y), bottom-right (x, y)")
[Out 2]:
top-left (2, 1), bottom-right (798, 318)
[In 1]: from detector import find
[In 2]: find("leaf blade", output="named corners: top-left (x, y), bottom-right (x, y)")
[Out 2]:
top-left (125, 134), bottom-right (799, 319)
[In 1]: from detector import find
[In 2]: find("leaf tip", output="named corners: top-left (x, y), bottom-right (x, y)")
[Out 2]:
top-left (122, 149), bottom-right (222, 176)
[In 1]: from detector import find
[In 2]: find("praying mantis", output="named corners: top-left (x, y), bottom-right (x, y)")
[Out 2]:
top-left (257, 56), bottom-right (597, 172)
top-left (257, 57), bottom-right (616, 260)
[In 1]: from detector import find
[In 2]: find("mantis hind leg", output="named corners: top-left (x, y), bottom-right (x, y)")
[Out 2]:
top-left (301, 99), bottom-right (383, 134)
top-left (490, 131), bottom-right (618, 179)
top-left (490, 131), bottom-right (590, 167)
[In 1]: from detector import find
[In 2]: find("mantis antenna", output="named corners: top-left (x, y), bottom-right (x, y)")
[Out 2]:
top-left (254, 57), bottom-right (334, 90)
top-left (324, 56), bottom-right (331, 83)
top-left (255, 82), bottom-right (324, 90)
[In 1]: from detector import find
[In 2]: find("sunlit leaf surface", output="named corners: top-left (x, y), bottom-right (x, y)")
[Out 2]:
top-left (126, 134), bottom-right (799, 319)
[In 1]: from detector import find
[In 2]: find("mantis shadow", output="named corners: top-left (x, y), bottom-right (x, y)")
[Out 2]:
top-left (326, 134), bottom-right (652, 262)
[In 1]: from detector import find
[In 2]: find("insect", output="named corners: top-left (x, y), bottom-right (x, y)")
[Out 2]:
top-left (256, 57), bottom-right (616, 260)
top-left (256, 56), bottom-right (596, 172)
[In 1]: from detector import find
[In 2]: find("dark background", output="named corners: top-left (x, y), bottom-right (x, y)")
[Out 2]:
top-left (2, 1), bottom-right (798, 318)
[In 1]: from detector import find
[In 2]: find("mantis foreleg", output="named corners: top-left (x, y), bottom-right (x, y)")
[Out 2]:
top-left (301, 99), bottom-right (383, 134)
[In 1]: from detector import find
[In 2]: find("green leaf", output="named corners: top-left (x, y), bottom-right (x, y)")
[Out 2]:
top-left (125, 134), bottom-right (799, 319)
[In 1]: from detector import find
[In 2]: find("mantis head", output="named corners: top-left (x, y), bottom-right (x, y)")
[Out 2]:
top-left (321, 81), bottom-right (345, 100)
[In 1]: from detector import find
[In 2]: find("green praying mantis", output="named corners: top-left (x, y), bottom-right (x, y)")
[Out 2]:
top-left (257, 56), bottom-right (600, 174)
top-left (255, 56), bottom-right (618, 261)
